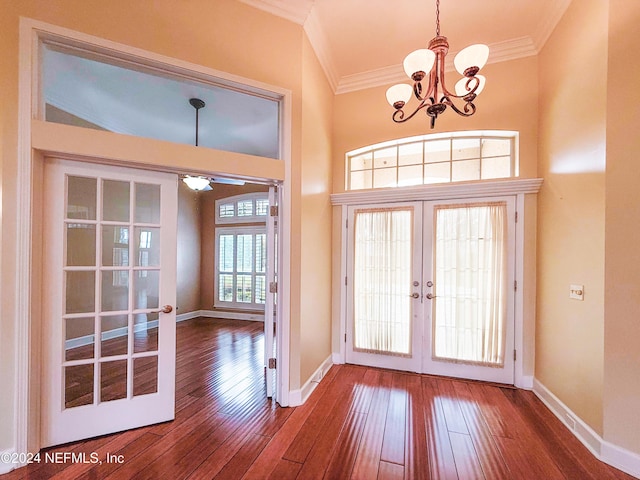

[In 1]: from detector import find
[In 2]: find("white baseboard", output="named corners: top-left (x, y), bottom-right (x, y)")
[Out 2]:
top-left (533, 379), bottom-right (640, 479)
top-left (199, 309), bottom-right (265, 322)
top-left (516, 374), bottom-right (534, 390)
top-left (65, 320), bottom-right (159, 350)
top-left (289, 355), bottom-right (333, 407)
top-left (0, 449), bottom-right (17, 475)
top-left (176, 310), bottom-right (202, 322)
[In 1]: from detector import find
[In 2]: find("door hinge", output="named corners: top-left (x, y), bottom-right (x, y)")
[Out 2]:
top-left (346, 219), bottom-right (348, 229)
top-left (268, 357), bottom-right (276, 369)
top-left (269, 282), bottom-right (278, 294)
top-left (513, 350), bottom-right (517, 361)
top-left (344, 333), bottom-right (347, 343)
top-left (515, 211), bottom-right (518, 223)
top-left (344, 276), bottom-right (348, 286)
top-left (514, 280), bottom-right (518, 292)
top-left (270, 205), bottom-right (278, 217)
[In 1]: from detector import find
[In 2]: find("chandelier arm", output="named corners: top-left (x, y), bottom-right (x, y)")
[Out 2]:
top-left (392, 98), bottom-right (433, 123)
top-left (443, 98), bottom-right (477, 117)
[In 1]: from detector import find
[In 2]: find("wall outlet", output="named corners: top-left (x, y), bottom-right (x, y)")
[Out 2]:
top-left (569, 284), bottom-right (584, 301)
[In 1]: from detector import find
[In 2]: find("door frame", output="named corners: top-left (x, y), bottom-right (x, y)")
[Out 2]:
top-left (332, 178), bottom-right (543, 388)
top-left (15, 18), bottom-right (293, 457)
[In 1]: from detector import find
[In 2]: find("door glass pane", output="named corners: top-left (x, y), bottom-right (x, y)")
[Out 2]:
top-left (67, 176), bottom-right (97, 220)
top-left (103, 180), bottom-right (130, 222)
top-left (134, 312), bottom-right (159, 353)
top-left (135, 184), bottom-right (161, 224)
top-left (353, 208), bottom-right (413, 356)
top-left (66, 224), bottom-right (96, 266)
top-left (255, 276), bottom-right (266, 304)
top-left (65, 317), bottom-right (95, 361)
top-left (100, 360), bottom-right (127, 402)
top-left (433, 203), bottom-right (507, 366)
top-left (135, 228), bottom-right (160, 267)
top-left (66, 271), bottom-right (95, 314)
top-left (101, 315), bottom-right (129, 357)
top-left (101, 270), bottom-right (129, 311)
top-left (65, 364), bottom-right (94, 408)
top-left (102, 226), bottom-right (129, 266)
top-left (133, 356), bottom-right (158, 396)
top-left (134, 271), bottom-right (160, 310)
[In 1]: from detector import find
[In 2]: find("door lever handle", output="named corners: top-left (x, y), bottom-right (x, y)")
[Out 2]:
top-left (426, 293), bottom-right (436, 300)
top-left (151, 305), bottom-right (173, 314)
top-left (409, 292), bottom-right (420, 298)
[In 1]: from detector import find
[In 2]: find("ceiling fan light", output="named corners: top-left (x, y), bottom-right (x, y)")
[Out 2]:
top-left (454, 44), bottom-right (490, 76)
top-left (386, 84), bottom-right (413, 108)
top-left (455, 74), bottom-right (486, 97)
top-left (403, 49), bottom-right (436, 80)
top-left (183, 176), bottom-right (211, 191)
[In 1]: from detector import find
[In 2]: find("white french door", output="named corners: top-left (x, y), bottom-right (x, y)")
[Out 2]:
top-left (42, 158), bottom-right (178, 447)
top-left (346, 196), bottom-right (515, 384)
top-left (264, 185), bottom-right (278, 398)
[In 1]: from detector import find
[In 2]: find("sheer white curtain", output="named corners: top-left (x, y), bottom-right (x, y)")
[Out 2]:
top-left (353, 208), bottom-right (413, 356)
top-left (432, 202), bottom-right (507, 366)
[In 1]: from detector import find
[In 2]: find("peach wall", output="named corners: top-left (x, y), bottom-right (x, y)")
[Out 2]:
top-left (299, 35), bottom-right (334, 384)
top-left (603, 0), bottom-right (640, 454)
top-left (536, 0), bottom-right (607, 434)
top-left (177, 182), bottom-right (201, 315)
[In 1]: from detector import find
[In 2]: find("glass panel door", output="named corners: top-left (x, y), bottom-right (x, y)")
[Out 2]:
top-left (345, 203), bottom-right (423, 372)
top-left (42, 158), bottom-right (178, 447)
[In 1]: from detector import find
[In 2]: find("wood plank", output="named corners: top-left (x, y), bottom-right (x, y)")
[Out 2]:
top-left (449, 432), bottom-right (484, 480)
top-left (350, 370), bottom-right (394, 480)
top-left (452, 381), bottom-right (510, 480)
top-left (404, 374), bottom-right (430, 480)
top-left (378, 461), bottom-right (404, 480)
top-left (323, 410), bottom-right (368, 480)
top-left (212, 433), bottom-right (270, 480)
top-left (266, 459), bottom-right (302, 480)
top-left (380, 373), bottom-right (407, 465)
top-left (437, 378), bottom-right (469, 435)
top-left (422, 376), bottom-right (458, 480)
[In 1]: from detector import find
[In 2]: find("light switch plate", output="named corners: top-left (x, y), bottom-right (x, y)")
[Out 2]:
top-left (570, 284), bottom-right (584, 300)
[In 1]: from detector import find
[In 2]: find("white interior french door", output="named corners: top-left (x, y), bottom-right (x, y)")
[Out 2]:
top-left (346, 196), bottom-right (515, 384)
top-left (42, 158), bottom-right (178, 447)
top-left (264, 185), bottom-right (278, 398)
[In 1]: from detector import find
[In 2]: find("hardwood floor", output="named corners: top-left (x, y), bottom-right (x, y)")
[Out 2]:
top-left (2, 317), bottom-right (634, 480)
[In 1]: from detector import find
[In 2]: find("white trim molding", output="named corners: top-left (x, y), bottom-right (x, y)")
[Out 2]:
top-left (534, 379), bottom-right (640, 478)
top-left (176, 309), bottom-right (265, 323)
top-left (289, 355), bottom-right (333, 407)
top-left (331, 178), bottom-right (544, 206)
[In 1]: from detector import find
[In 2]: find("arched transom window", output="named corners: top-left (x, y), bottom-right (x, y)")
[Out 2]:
top-left (346, 131), bottom-right (518, 191)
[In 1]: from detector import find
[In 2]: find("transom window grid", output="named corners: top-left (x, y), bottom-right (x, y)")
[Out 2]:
top-left (215, 226), bottom-right (267, 310)
top-left (347, 134), bottom-right (517, 191)
top-left (215, 193), bottom-right (269, 224)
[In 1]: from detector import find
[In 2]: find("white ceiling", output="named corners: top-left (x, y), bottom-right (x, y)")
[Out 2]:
top-left (241, 0), bottom-right (572, 92)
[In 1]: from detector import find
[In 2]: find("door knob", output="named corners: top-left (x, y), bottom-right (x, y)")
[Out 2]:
top-left (160, 305), bottom-right (173, 313)
top-left (410, 292), bottom-right (420, 298)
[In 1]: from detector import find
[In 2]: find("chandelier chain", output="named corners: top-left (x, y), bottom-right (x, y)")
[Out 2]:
top-left (435, 0), bottom-right (440, 36)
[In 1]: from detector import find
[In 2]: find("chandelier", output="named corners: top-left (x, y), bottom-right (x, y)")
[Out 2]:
top-left (385, 0), bottom-right (489, 129)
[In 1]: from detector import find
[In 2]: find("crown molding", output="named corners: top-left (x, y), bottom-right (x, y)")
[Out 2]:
top-left (303, 8), bottom-right (339, 91)
top-left (336, 36), bottom-right (538, 95)
top-left (532, 0), bottom-right (572, 51)
top-left (239, 0), bottom-right (314, 25)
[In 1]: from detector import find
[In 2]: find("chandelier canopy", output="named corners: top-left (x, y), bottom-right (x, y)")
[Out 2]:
top-left (386, 0), bottom-right (489, 129)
